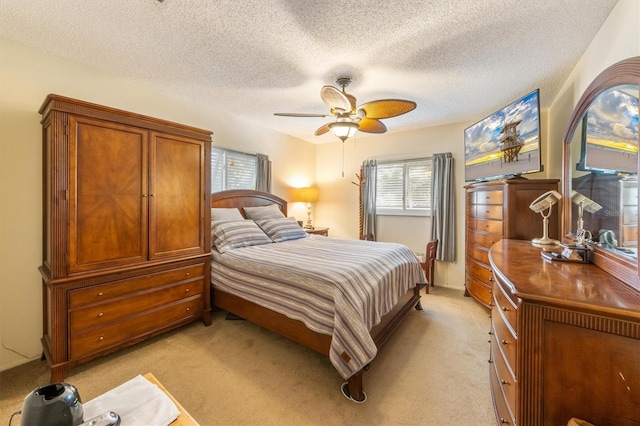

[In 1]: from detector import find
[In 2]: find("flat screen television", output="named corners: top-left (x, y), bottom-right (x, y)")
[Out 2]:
top-left (575, 85), bottom-right (638, 174)
top-left (464, 89), bottom-right (541, 182)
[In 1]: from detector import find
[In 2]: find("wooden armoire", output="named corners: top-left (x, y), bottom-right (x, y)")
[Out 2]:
top-left (39, 95), bottom-right (212, 382)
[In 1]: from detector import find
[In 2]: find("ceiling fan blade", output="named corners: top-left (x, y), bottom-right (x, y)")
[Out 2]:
top-left (274, 112), bottom-right (331, 118)
top-left (321, 85), bottom-right (352, 112)
top-left (358, 118), bottom-right (387, 134)
top-left (358, 99), bottom-right (416, 119)
top-left (315, 122), bottom-right (331, 136)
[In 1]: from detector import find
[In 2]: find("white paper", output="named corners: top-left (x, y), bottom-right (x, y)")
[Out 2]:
top-left (82, 375), bottom-right (180, 426)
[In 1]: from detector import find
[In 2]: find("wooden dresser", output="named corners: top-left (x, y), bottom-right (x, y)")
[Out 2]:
top-left (465, 179), bottom-right (559, 308)
top-left (488, 239), bottom-right (640, 425)
top-left (39, 95), bottom-right (213, 382)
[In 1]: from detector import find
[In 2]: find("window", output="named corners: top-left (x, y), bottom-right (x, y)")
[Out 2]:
top-left (211, 148), bottom-right (257, 192)
top-left (376, 158), bottom-right (432, 216)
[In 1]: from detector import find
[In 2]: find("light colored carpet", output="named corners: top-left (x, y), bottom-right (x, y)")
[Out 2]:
top-left (1, 287), bottom-right (495, 425)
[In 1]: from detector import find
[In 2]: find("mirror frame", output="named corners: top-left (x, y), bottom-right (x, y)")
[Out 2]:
top-left (562, 56), bottom-right (640, 290)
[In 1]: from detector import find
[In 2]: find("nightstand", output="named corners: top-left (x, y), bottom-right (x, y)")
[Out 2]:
top-left (305, 227), bottom-right (329, 236)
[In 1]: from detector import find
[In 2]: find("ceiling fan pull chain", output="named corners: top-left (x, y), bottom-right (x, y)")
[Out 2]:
top-left (342, 141), bottom-right (345, 178)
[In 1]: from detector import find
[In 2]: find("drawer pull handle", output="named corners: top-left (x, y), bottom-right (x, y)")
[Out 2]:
top-left (98, 292), bottom-right (103, 297)
top-left (501, 339), bottom-right (508, 345)
top-left (500, 379), bottom-right (509, 385)
top-left (502, 306), bottom-right (509, 312)
top-left (500, 418), bottom-right (509, 424)
top-left (98, 336), bottom-right (104, 341)
top-left (186, 307), bottom-right (190, 312)
top-left (186, 272), bottom-right (190, 277)
top-left (185, 288), bottom-right (190, 293)
top-left (98, 312), bottom-right (103, 317)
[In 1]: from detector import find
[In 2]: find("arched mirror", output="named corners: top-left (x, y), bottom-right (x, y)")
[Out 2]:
top-left (562, 56), bottom-right (640, 290)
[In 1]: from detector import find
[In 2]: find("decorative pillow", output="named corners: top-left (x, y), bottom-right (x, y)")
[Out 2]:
top-left (243, 204), bottom-right (285, 221)
top-left (211, 207), bottom-right (244, 222)
top-left (211, 220), bottom-right (272, 253)
top-left (256, 217), bottom-right (308, 243)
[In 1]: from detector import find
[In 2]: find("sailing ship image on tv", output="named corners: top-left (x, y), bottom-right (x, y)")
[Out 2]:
top-left (577, 86), bottom-right (638, 174)
top-left (464, 89), bottom-right (541, 181)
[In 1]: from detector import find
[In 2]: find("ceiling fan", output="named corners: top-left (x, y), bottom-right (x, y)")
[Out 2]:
top-left (274, 77), bottom-right (417, 141)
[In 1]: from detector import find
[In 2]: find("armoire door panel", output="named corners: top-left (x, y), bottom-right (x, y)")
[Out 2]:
top-left (69, 116), bottom-right (148, 273)
top-left (149, 132), bottom-right (206, 258)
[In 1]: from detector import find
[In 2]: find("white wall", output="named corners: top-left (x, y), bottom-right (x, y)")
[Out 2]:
top-left (0, 39), bottom-right (316, 371)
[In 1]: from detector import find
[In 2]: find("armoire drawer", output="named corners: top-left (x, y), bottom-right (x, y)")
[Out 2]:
top-left (69, 264), bottom-right (204, 309)
top-left (70, 296), bottom-right (202, 359)
top-left (69, 278), bottom-right (204, 334)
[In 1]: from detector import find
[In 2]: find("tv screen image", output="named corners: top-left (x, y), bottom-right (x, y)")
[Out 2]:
top-left (464, 89), bottom-right (541, 182)
top-left (576, 85), bottom-right (639, 174)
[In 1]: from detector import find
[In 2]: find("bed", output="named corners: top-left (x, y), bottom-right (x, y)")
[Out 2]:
top-left (210, 189), bottom-right (425, 402)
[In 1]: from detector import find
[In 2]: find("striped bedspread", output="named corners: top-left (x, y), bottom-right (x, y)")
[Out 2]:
top-left (210, 235), bottom-right (426, 379)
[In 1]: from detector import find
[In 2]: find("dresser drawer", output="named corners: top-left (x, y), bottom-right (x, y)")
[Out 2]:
top-left (473, 205), bottom-right (503, 220)
top-left (465, 275), bottom-right (492, 307)
top-left (468, 245), bottom-right (490, 265)
top-left (466, 258), bottom-right (493, 282)
top-left (622, 206), bottom-right (638, 223)
top-left (69, 264), bottom-right (204, 309)
top-left (491, 337), bottom-right (517, 414)
top-left (492, 316), bottom-right (517, 377)
top-left (69, 278), bottom-right (204, 334)
top-left (493, 281), bottom-right (517, 333)
top-left (467, 229), bottom-right (501, 249)
top-left (473, 218), bottom-right (503, 235)
top-left (70, 296), bottom-right (203, 359)
top-left (473, 190), bottom-right (504, 205)
top-left (490, 360), bottom-right (516, 425)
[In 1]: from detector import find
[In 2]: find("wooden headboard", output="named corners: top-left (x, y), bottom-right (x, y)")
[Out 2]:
top-left (211, 190), bottom-right (287, 216)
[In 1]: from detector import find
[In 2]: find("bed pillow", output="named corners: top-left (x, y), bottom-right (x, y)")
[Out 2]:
top-left (256, 217), bottom-right (308, 243)
top-left (211, 219), bottom-right (272, 253)
top-left (243, 204), bottom-right (285, 221)
top-left (211, 207), bottom-right (244, 222)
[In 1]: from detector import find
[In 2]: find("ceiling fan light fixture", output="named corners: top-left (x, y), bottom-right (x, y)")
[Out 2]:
top-left (328, 121), bottom-right (359, 142)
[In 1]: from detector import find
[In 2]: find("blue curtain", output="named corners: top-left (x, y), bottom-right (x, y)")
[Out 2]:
top-left (361, 160), bottom-right (377, 237)
top-left (430, 153), bottom-right (456, 261)
top-left (256, 154), bottom-right (271, 192)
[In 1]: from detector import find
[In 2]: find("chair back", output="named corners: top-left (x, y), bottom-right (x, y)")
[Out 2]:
top-left (424, 239), bottom-right (438, 285)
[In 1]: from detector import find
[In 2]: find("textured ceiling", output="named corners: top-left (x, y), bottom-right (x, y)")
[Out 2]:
top-left (0, 0), bottom-right (618, 143)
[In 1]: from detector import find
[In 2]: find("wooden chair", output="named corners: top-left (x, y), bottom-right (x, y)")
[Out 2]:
top-left (359, 233), bottom-right (375, 241)
top-left (421, 239), bottom-right (438, 294)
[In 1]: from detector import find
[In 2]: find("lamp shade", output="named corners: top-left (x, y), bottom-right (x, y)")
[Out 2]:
top-left (328, 122), bottom-right (359, 141)
top-left (292, 186), bottom-right (319, 203)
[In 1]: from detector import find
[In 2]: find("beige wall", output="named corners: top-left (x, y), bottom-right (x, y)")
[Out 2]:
top-left (1, 0), bottom-right (637, 372)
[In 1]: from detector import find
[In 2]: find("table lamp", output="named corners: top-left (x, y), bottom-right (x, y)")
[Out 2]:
top-left (292, 187), bottom-right (319, 229)
top-left (529, 190), bottom-right (562, 246)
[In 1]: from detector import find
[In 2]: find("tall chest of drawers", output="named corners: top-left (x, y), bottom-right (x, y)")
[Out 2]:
top-left (465, 179), bottom-right (560, 308)
top-left (620, 176), bottom-right (638, 247)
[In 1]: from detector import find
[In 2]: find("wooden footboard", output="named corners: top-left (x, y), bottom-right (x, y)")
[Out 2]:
top-left (213, 285), bottom-right (421, 402)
